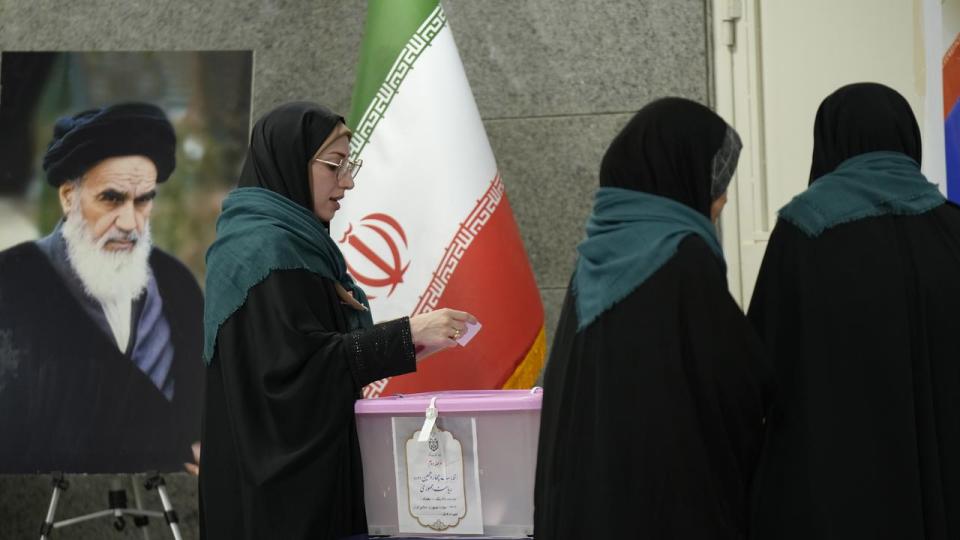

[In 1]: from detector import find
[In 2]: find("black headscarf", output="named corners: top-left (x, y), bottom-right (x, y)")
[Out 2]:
top-left (809, 82), bottom-right (922, 183)
top-left (598, 97), bottom-right (739, 218)
top-left (238, 102), bottom-right (344, 215)
top-left (536, 97), bottom-right (769, 540)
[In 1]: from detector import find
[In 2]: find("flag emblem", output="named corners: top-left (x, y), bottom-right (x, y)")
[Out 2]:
top-left (339, 213), bottom-right (410, 299)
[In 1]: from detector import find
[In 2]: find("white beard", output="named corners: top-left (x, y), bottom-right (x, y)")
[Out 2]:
top-left (61, 204), bottom-right (152, 351)
top-left (61, 209), bottom-right (152, 303)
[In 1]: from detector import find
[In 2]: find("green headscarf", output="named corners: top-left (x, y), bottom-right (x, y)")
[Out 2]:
top-left (573, 187), bottom-right (725, 330)
top-left (779, 151), bottom-right (945, 237)
top-left (202, 187), bottom-right (372, 363)
top-left (203, 102), bottom-right (372, 364)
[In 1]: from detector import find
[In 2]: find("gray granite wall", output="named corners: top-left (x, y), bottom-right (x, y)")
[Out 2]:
top-left (0, 1), bottom-right (709, 537)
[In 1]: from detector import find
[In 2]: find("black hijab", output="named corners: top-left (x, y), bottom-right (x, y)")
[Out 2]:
top-left (536, 97), bottom-right (769, 540)
top-left (809, 82), bottom-right (922, 183)
top-left (238, 102), bottom-right (343, 216)
top-left (598, 97), bottom-right (737, 218)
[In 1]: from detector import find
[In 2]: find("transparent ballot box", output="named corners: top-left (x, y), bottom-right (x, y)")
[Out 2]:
top-left (355, 389), bottom-right (542, 537)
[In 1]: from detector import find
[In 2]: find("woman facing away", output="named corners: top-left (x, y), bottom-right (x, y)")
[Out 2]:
top-left (748, 83), bottom-right (960, 540)
top-left (534, 97), bottom-right (774, 540)
top-left (199, 102), bottom-right (476, 540)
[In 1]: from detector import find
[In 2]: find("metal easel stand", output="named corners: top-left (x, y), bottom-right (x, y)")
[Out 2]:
top-left (39, 471), bottom-right (183, 540)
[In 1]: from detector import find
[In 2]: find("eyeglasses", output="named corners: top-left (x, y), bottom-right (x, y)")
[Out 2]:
top-left (314, 155), bottom-right (363, 181)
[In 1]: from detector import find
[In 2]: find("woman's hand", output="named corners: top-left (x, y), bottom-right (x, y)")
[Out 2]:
top-left (184, 441), bottom-right (201, 476)
top-left (409, 308), bottom-right (478, 361)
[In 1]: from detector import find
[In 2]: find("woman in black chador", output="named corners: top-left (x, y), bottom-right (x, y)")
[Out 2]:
top-left (535, 98), bottom-right (773, 540)
top-left (199, 102), bottom-right (475, 540)
top-left (749, 83), bottom-right (960, 540)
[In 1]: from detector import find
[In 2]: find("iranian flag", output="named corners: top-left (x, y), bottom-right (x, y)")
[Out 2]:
top-left (335, 0), bottom-right (545, 398)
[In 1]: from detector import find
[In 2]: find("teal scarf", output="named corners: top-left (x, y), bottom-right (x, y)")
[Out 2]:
top-left (202, 187), bottom-right (373, 363)
top-left (573, 187), bottom-right (725, 330)
top-left (779, 151), bottom-right (945, 237)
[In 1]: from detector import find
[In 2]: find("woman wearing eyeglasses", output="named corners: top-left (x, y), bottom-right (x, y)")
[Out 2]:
top-left (198, 102), bottom-right (475, 540)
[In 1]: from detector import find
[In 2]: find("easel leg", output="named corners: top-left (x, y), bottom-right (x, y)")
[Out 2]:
top-left (39, 472), bottom-right (68, 540)
top-left (144, 472), bottom-right (183, 540)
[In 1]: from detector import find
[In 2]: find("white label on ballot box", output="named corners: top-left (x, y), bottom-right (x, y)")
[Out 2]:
top-left (391, 417), bottom-right (483, 534)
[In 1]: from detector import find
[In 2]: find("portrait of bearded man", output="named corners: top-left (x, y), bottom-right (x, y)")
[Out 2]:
top-left (0, 102), bottom-right (204, 473)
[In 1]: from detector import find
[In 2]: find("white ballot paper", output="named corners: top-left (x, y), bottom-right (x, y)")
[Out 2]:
top-left (456, 320), bottom-right (482, 347)
top-left (392, 416), bottom-right (483, 534)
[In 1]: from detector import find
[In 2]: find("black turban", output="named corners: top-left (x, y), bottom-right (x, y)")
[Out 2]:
top-left (42, 102), bottom-right (177, 187)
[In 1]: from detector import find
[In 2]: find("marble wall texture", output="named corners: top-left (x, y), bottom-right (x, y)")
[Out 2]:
top-left (0, 1), bottom-right (710, 537)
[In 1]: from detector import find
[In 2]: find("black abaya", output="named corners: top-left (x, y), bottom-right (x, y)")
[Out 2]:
top-left (749, 82), bottom-right (960, 540)
top-left (199, 269), bottom-right (415, 539)
top-left (748, 205), bottom-right (960, 540)
top-left (535, 236), bottom-right (773, 540)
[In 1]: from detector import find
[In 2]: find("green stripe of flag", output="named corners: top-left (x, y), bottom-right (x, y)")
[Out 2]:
top-left (348, 0), bottom-right (441, 129)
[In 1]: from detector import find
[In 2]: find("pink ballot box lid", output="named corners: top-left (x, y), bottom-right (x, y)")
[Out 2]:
top-left (354, 388), bottom-right (543, 414)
